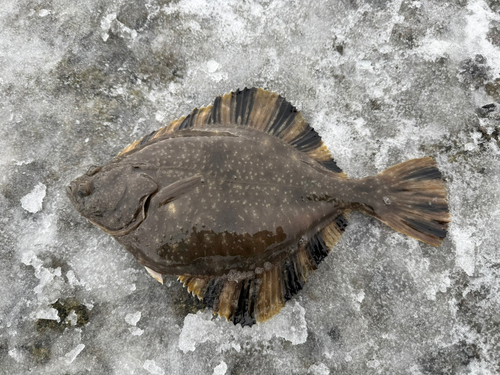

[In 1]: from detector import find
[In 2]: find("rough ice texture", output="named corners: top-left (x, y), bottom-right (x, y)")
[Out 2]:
top-left (178, 302), bottom-right (307, 353)
top-left (1, 0), bottom-right (499, 374)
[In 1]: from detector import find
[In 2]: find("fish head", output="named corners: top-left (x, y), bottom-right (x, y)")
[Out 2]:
top-left (67, 163), bottom-right (158, 235)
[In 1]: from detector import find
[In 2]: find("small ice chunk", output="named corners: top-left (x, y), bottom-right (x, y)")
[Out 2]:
top-left (207, 60), bottom-right (220, 73)
top-left (65, 311), bottom-right (78, 326)
top-left (129, 327), bottom-right (144, 336)
top-left (355, 290), bottom-right (365, 303)
top-left (38, 9), bottom-right (51, 17)
top-left (213, 361), bottom-right (228, 375)
top-left (66, 270), bottom-right (82, 287)
top-left (20, 183), bottom-right (46, 213)
top-left (35, 307), bottom-right (60, 322)
top-left (65, 343), bottom-right (85, 364)
top-left (143, 360), bottom-right (165, 375)
top-left (101, 13), bottom-right (117, 42)
top-left (178, 313), bottom-right (216, 352)
top-left (308, 363), bottom-right (330, 375)
top-left (125, 311), bottom-right (141, 326)
top-left (101, 13), bottom-right (117, 31)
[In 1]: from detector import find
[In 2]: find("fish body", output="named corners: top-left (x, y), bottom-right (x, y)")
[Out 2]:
top-left (68, 88), bottom-right (450, 326)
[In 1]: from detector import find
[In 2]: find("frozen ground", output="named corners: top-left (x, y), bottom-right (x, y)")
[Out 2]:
top-left (1, 0), bottom-right (500, 374)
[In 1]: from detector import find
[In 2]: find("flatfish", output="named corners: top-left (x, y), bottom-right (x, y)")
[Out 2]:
top-left (67, 88), bottom-right (450, 326)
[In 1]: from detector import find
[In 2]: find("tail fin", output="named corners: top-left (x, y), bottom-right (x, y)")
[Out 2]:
top-left (365, 157), bottom-right (450, 247)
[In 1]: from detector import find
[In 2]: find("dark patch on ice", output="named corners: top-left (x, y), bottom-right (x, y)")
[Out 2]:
top-left (459, 55), bottom-right (491, 89)
top-left (117, 2), bottom-right (149, 30)
top-left (486, 0), bottom-right (500, 13)
top-left (418, 340), bottom-right (480, 375)
top-left (369, 99), bottom-right (381, 111)
top-left (29, 341), bottom-right (51, 364)
top-left (476, 103), bottom-right (496, 118)
top-left (485, 79), bottom-right (500, 102)
top-left (456, 283), bottom-right (491, 334)
top-left (35, 299), bottom-right (90, 333)
top-left (487, 21), bottom-right (500, 47)
top-left (390, 24), bottom-right (419, 49)
top-left (327, 326), bottom-right (341, 342)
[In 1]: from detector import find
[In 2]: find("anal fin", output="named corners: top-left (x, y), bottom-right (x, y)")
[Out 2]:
top-left (178, 275), bottom-right (208, 300)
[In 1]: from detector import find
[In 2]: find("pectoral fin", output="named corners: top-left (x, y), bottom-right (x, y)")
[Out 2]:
top-left (157, 175), bottom-right (203, 207)
top-left (145, 266), bottom-right (163, 284)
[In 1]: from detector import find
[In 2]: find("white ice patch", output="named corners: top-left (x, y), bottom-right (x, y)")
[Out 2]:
top-left (38, 9), bottom-right (51, 17)
top-left (450, 225), bottom-right (476, 276)
top-left (129, 327), bottom-right (144, 336)
top-left (352, 289), bottom-right (365, 311)
top-left (125, 311), bottom-right (144, 335)
top-left (100, 13), bottom-right (137, 43)
top-left (125, 311), bottom-right (141, 326)
top-left (308, 363), bottom-right (330, 375)
top-left (213, 361), bottom-right (228, 375)
top-left (20, 183), bottom-right (46, 213)
top-left (206, 59), bottom-right (220, 73)
top-left (143, 360), bottom-right (165, 375)
top-left (100, 13), bottom-right (117, 42)
top-left (34, 307), bottom-right (60, 322)
top-left (178, 301), bottom-right (307, 353)
top-left (64, 343), bottom-right (85, 364)
top-left (367, 359), bottom-right (381, 369)
top-left (22, 250), bottom-right (65, 308)
top-left (65, 311), bottom-right (78, 326)
top-left (66, 270), bottom-right (83, 287)
top-left (205, 60), bottom-right (228, 82)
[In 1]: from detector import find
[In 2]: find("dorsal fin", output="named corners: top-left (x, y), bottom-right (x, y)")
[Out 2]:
top-left (176, 212), bottom-right (349, 326)
top-left (118, 88), bottom-right (346, 177)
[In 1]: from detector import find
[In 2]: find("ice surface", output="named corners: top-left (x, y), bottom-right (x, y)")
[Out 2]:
top-left (1, 0), bottom-right (500, 374)
top-left (20, 182), bottom-right (46, 213)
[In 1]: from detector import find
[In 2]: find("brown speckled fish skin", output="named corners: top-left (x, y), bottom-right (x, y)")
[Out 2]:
top-left (120, 128), bottom-right (351, 276)
top-left (67, 88), bottom-right (450, 326)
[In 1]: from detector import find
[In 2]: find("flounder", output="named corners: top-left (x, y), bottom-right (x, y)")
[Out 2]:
top-left (67, 88), bottom-right (450, 326)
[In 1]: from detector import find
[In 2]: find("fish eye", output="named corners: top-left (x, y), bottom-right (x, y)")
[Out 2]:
top-left (77, 182), bottom-right (93, 197)
top-left (86, 165), bottom-right (102, 176)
